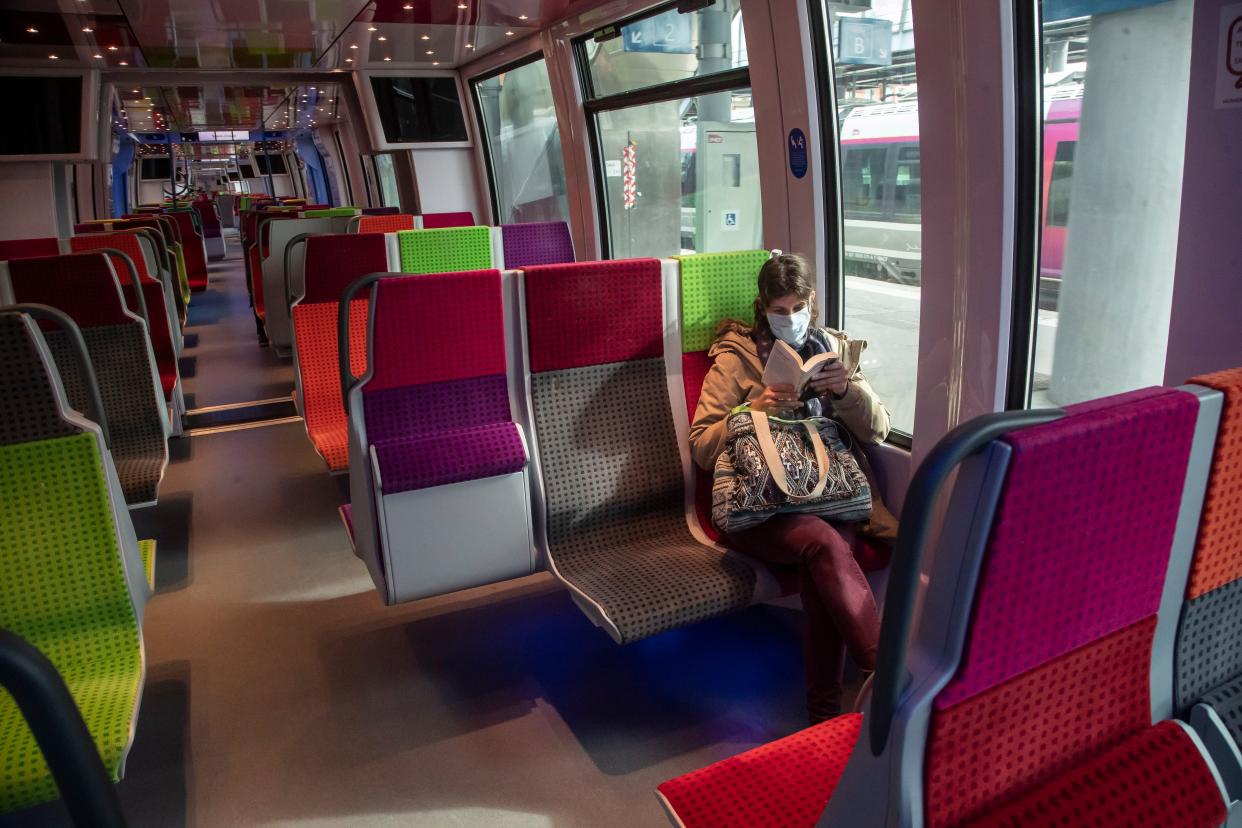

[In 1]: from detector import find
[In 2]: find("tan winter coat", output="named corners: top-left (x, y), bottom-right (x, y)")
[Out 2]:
top-left (689, 326), bottom-right (899, 542)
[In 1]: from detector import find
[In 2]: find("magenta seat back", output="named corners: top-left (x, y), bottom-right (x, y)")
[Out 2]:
top-left (7, 254), bottom-right (132, 329)
top-left (922, 387), bottom-right (1200, 826)
top-left (500, 221), bottom-right (574, 269)
top-left (0, 238), bottom-right (60, 260)
top-left (420, 211), bottom-right (475, 229)
top-left (301, 234), bottom-right (390, 305)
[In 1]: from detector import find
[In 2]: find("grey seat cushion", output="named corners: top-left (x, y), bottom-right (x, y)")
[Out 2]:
top-left (532, 359), bottom-right (757, 642)
top-left (47, 325), bottom-right (168, 505)
top-left (1202, 672), bottom-right (1242, 748)
top-left (1176, 577), bottom-right (1242, 712)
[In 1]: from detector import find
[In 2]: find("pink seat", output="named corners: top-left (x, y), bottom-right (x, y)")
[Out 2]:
top-left (420, 211), bottom-right (474, 229)
top-left (0, 237), bottom-right (59, 260)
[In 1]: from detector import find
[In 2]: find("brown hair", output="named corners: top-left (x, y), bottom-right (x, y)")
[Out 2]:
top-left (716, 252), bottom-right (818, 340)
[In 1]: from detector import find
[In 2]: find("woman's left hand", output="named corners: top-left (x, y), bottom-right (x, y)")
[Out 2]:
top-left (808, 358), bottom-right (850, 398)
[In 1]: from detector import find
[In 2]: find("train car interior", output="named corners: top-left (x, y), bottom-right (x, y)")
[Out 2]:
top-left (0, 0), bottom-right (1239, 825)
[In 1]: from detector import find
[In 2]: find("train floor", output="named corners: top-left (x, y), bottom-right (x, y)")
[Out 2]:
top-left (1, 235), bottom-right (826, 827)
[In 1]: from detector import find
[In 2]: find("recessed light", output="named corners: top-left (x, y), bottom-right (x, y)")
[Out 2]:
top-left (119, 60), bottom-right (128, 65)
top-left (82, 26), bottom-right (93, 33)
top-left (383, 56), bottom-right (392, 61)
top-left (458, 2), bottom-right (467, 7)
top-left (378, 35), bottom-right (387, 41)
top-left (505, 30), bottom-right (514, 36)
top-left (108, 44), bottom-right (119, 51)
top-left (368, 26), bottom-right (377, 32)
top-left (26, 26), bottom-right (38, 34)
top-left (48, 53), bottom-right (59, 59)
top-left (403, 2), bottom-right (413, 8)
top-left (310, 86), bottom-right (316, 90)
top-left (345, 58), bottom-right (353, 62)
top-left (425, 49), bottom-right (434, 55)
top-left (349, 43), bottom-right (358, 49)
top-left (432, 61), bottom-right (440, 66)
top-left (420, 34), bottom-right (430, 40)
top-left (93, 53), bottom-right (103, 58)
top-left (519, 14), bottom-right (528, 20)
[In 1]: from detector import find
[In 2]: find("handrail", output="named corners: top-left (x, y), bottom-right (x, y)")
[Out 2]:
top-left (338, 272), bottom-right (395, 413)
top-left (2, 304), bottom-right (111, 448)
top-left (867, 407), bottom-right (1065, 756)
top-left (0, 629), bottom-right (127, 828)
top-left (345, 215), bottom-right (361, 234)
top-left (92, 248), bottom-right (150, 330)
top-left (283, 233), bottom-right (314, 312)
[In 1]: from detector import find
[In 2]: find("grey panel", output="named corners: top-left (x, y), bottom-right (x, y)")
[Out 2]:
top-left (1178, 578), bottom-right (1242, 711)
top-left (531, 359), bottom-right (756, 643)
top-left (45, 325), bottom-right (168, 505)
top-left (0, 314), bottom-right (78, 446)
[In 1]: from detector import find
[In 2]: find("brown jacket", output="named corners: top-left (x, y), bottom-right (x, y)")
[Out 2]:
top-left (689, 326), bottom-right (899, 542)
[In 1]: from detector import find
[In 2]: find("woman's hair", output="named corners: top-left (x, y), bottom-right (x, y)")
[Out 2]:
top-left (716, 251), bottom-right (819, 340)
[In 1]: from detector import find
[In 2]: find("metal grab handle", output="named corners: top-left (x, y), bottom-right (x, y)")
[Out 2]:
top-left (338, 272), bottom-right (396, 414)
top-left (93, 248), bottom-right (149, 330)
top-left (2, 304), bottom-right (111, 448)
top-left (283, 233), bottom-right (313, 312)
top-left (0, 629), bottom-right (128, 828)
top-left (867, 407), bottom-right (1065, 756)
top-left (345, 215), bottom-right (361, 234)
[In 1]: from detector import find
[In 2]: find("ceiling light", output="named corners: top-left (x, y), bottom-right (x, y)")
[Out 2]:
top-left (367, 26), bottom-right (377, 32)
top-left (345, 57), bottom-right (353, 62)
top-left (48, 53), bottom-right (59, 59)
top-left (132, 88), bottom-right (139, 93)
top-left (377, 35), bottom-right (387, 41)
top-left (425, 49), bottom-right (434, 55)
top-left (82, 26), bottom-right (93, 33)
top-left (432, 61), bottom-right (440, 66)
top-left (119, 60), bottom-right (128, 65)
top-left (26, 27), bottom-right (38, 34)
top-left (420, 34), bottom-right (430, 40)
top-left (349, 43), bottom-right (358, 49)
top-left (465, 43), bottom-right (474, 48)
top-left (383, 56), bottom-right (392, 61)
top-left (108, 44), bottom-right (119, 51)
top-left (93, 53), bottom-right (103, 58)
top-left (505, 30), bottom-right (514, 36)
top-left (458, 2), bottom-right (467, 7)
top-left (519, 14), bottom-right (528, 20)
top-left (404, 2), bottom-right (413, 8)
top-left (310, 86), bottom-right (316, 90)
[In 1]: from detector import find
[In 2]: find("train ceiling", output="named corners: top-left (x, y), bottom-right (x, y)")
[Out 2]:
top-left (114, 82), bottom-right (348, 133)
top-left (0, 0), bottom-right (588, 70)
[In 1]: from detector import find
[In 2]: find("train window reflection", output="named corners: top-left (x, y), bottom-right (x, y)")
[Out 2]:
top-left (583, 1), bottom-right (748, 99)
top-left (1027, 4), bottom-right (1191, 409)
top-left (826, 1), bottom-right (921, 436)
top-left (373, 153), bottom-right (401, 209)
top-left (473, 56), bottom-right (571, 225)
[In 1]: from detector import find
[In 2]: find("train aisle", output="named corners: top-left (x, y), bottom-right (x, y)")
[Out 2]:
top-left (1, 236), bottom-right (810, 828)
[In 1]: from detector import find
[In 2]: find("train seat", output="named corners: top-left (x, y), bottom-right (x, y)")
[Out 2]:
top-left (1175, 366), bottom-right (1242, 809)
top-left (0, 311), bottom-right (152, 814)
top-left (5, 255), bottom-right (170, 506)
top-left (216, 193), bottom-right (238, 229)
top-left (79, 221), bottom-right (187, 318)
top-left (70, 229), bottom-right (184, 345)
top-left (0, 237), bottom-right (59, 260)
top-left (291, 233), bottom-right (390, 471)
top-left (394, 226), bottom-right (499, 274)
top-left (520, 258), bottom-right (783, 644)
top-left (420, 211), bottom-right (475, 229)
top-left (351, 213), bottom-right (416, 234)
top-left (657, 388), bottom-right (1228, 827)
top-left (498, 221), bottom-right (574, 269)
top-left (345, 269), bottom-right (534, 605)
top-left (67, 234), bottom-right (184, 405)
top-left (262, 212), bottom-right (359, 353)
top-left (162, 209), bottom-right (209, 291)
top-left (192, 201), bottom-right (226, 260)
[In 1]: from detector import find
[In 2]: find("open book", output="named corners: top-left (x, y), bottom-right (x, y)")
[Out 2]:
top-left (762, 339), bottom-right (839, 395)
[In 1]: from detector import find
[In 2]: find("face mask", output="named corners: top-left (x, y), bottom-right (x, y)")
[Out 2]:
top-left (767, 307), bottom-right (811, 348)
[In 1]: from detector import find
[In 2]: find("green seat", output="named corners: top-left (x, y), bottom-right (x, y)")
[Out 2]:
top-left (138, 540), bottom-right (156, 591)
top-left (0, 434), bottom-right (144, 813)
top-left (396, 227), bottom-right (494, 273)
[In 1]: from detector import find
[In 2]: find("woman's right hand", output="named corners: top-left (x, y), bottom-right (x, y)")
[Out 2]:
top-left (751, 383), bottom-right (801, 416)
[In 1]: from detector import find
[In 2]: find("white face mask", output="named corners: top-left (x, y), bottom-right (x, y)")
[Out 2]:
top-left (767, 307), bottom-right (811, 348)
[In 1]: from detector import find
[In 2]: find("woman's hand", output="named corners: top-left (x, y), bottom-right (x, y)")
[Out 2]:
top-left (807, 358), bottom-right (850, 398)
top-left (752, 383), bottom-right (802, 416)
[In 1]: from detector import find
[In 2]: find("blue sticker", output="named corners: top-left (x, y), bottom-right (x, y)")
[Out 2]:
top-left (788, 128), bottom-right (808, 179)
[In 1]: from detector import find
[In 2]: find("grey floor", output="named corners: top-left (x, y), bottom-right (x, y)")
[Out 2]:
top-left (4, 238), bottom-right (817, 827)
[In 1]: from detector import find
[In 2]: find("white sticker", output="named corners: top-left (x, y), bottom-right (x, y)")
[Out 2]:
top-left (1218, 3), bottom-right (1242, 108)
top-left (605, 159), bottom-right (622, 177)
top-left (722, 210), bottom-right (739, 230)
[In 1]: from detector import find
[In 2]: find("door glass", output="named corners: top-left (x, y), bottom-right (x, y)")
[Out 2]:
top-left (373, 153), bottom-right (401, 209)
top-left (474, 57), bottom-right (571, 225)
top-left (829, 1), bottom-right (921, 435)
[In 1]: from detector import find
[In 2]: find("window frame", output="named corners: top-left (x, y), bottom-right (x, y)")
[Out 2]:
top-left (469, 51), bottom-right (554, 228)
top-left (573, 1), bottom-right (753, 259)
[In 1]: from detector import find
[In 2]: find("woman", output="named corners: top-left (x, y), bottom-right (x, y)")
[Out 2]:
top-left (689, 252), bottom-right (895, 723)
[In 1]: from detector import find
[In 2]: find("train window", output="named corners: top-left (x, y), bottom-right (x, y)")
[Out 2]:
top-left (582, 1), bottom-right (748, 99)
top-left (473, 56), bottom-right (571, 225)
top-left (372, 153), bottom-right (401, 209)
top-left (820, 3), bottom-right (921, 436)
top-left (577, 2), bottom-right (758, 258)
top-left (1020, 5), bottom-right (1191, 410)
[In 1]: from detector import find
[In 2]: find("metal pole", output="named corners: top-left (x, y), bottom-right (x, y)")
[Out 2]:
top-left (168, 139), bottom-right (177, 208)
top-left (263, 137), bottom-right (276, 197)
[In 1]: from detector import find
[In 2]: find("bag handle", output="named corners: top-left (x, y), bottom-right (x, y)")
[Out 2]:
top-left (750, 410), bottom-right (830, 500)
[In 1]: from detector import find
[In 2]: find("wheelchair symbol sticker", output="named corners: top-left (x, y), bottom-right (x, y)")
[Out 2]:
top-left (723, 210), bottom-right (739, 230)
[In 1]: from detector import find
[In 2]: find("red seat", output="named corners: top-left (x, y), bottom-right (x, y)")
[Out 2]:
top-left (357, 214), bottom-right (415, 234)
top-left (163, 209), bottom-right (209, 290)
top-left (0, 237), bottom-right (59, 259)
top-left (420, 211), bottom-right (474, 229)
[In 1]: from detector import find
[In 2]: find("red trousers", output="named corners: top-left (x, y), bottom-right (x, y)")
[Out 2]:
top-left (725, 514), bottom-right (880, 717)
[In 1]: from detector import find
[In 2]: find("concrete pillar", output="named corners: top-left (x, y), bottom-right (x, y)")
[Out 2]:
top-left (1047, 0), bottom-right (1193, 404)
